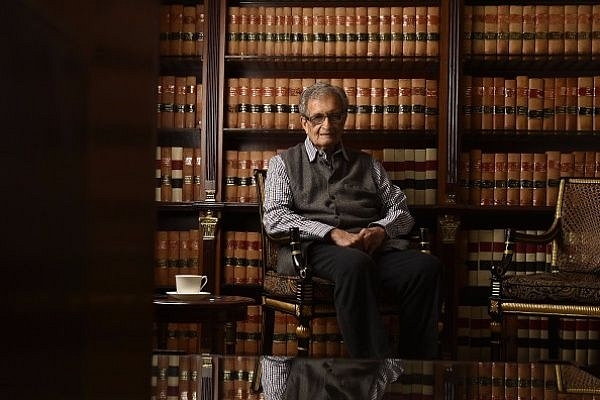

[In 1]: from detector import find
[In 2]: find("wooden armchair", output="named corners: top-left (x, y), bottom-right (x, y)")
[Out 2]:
top-left (489, 177), bottom-right (600, 363)
top-left (254, 169), bottom-right (432, 357)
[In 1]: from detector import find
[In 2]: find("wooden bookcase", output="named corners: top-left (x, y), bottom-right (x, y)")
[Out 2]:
top-left (154, 0), bottom-right (600, 362)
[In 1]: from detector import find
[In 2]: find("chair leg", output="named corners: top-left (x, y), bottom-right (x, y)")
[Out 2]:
top-left (262, 306), bottom-right (275, 355)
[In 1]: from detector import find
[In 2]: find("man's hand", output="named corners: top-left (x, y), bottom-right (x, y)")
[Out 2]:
top-left (328, 226), bottom-right (387, 255)
top-left (358, 226), bottom-right (386, 255)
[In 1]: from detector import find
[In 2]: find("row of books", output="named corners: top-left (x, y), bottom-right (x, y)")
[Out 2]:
top-left (457, 305), bottom-right (600, 367)
top-left (462, 75), bottom-right (600, 132)
top-left (462, 229), bottom-right (551, 288)
top-left (155, 229), bottom-right (206, 288)
top-left (463, 5), bottom-right (600, 56)
top-left (226, 6), bottom-right (440, 58)
top-left (154, 323), bottom-right (204, 355)
top-left (155, 146), bottom-right (205, 203)
top-left (159, 3), bottom-right (205, 57)
top-left (223, 230), bottom-right (263, 287)
top-left (157, 76), bottom-right (202, 129)
top-left (226, 77), bottom-right (439, 131)
top-left (151, 353), bottom-right (217, 400)
top-left (457, 150), bottom-right (600, 207)
top-left (224, 147), bottom-right (438, 207)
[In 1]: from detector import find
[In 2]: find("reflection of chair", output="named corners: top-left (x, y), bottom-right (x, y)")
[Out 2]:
top-left (489, 178), bottom-right (600, 362)
top-left (254, 169), bottom-right (433, 357)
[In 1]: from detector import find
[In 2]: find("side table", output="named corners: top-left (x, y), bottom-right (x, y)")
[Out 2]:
top-left (154, 295), bottom-right (255, 355)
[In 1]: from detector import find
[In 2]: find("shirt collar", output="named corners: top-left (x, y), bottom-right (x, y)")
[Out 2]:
top-left (304, 136), bottom-right (349, 162)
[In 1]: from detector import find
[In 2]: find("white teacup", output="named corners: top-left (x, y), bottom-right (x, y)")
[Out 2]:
top-left (175, 274), bottom-right (208, 294)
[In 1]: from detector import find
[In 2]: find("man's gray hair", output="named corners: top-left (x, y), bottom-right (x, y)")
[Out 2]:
top-left (298, 82), bottom-right (349, 118)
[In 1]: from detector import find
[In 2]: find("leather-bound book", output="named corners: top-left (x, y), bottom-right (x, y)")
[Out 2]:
top-left (345, 7), bottom-right (356, 57)
top-left (414, 6), bottom-right (428, 56)
top-left (355, 7), bottom-right (368, 56)
top-left (534, 5), bottom-right (548, 56)
top-left (578, 5), bottom-right (593, 55)
top-left (370, 78), bottom-right (383, 129)
top-left (366, 7), bottom-right (380, 57)
top-left (425, 79), bottom-right (438, 131)
top-left (547, 6), bottom-right (564, 56)
top-left (390, 7), bottom-right (402, 56)
top-left (182, 6), bottom-right (196, 56)
top-left (542, 77), bottom-right (555, 131)
top-left (564, 5), bottom-right (578, 55)
top-left (427, 6), bottom-right (440, 57)
top-left (508, 6), bottom-right (523, 57)
top-left (402, 6), bottom-right (416, 56)
top-left (355, 78), bottom-right (371, 130)
top-left (184, 76), bottom-right (197, 129)
top-left (398, 78), bottom-right (412, 129)
top-left (532, 152), bottom-right (547, 207)
top-left (169, 4), bottom-right (183, 56)
top-left (312, 7), bottom-right (325, 56)
top-left (521, 6), bottom-right (535, 56)
top-left (577, 76), bottom-right (594, 132)
top-left (379, 7), bottom-right (391, 57)
top-left (506, 152), bottom-right (521, 206)
top-left (519, 152), bottom-right (533, 206)
top-left (383, 78), bottom-right (399, 130)
top-left (261, 77), bottom-right (276, 129)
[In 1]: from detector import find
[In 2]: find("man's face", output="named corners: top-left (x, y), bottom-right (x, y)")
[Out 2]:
top-left (301, 94), bottom-right (347, 152)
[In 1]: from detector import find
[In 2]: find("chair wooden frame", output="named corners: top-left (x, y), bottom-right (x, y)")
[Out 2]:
top-left (489, 177), bottom-right (600, 362)
top-left (254, 168), bottom-right (432, 357)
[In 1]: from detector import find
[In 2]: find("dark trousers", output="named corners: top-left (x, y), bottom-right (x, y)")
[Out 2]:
top-left (306, 244), bottom-right (441, 359)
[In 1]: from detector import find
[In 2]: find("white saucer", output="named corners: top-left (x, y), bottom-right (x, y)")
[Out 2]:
top-left (166, 291), bottom-right (211, 301)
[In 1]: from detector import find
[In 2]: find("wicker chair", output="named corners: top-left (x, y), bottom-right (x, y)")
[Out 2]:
top-left (254, 168), bottom-right (432, 357)
top-left (489, 177), bottom-right (600, 363)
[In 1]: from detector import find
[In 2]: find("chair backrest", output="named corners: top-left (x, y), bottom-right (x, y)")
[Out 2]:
top-left (554, 178), bottom-right (600, 273)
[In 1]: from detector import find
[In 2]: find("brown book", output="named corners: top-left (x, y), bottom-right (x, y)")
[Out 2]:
top-left (334, 7), bottom-right (346, 57)
top-left (195, 83), bottom-right (202, 128)
top-left (457, 151), bottom-right (471, 204)
top-left (155, 230), bottom-right (169, 286)
top-left (402, 7), bottom-right (416, 56)
top-left (178, 230), bottom-right (190, 275)
top-left (425, 147), bottom-right (437, 206)
top-left (534, 6), bottom-right (548, 56)
top-left (290, 7), bottom-right (303, 56)
top-left (161, 75), bottom-right (175, 129)
top-left (184, 76), bottom-right (197, 129)
top-left (246, 7), bottom-right (260, 56)
top-left (245, 231), bottom-right (261, 285)
top-left (237, 77), bottom-right (250, 128)
top-left (493, 77), bottom-right (505, 130)
top-left (427, 7), bottom-right (440, 57)
top-left (578, 5), bottom-right (593, 55)
top-left (504, 78), bottom-right (517, 130)
top-left (542, 77), bottom-right (555, 131)
top-left (155, 147), bottom-right (162, 200)
top-left (370, 78), bottom-right (383, 129)
top-left (554, 77), bottom-right (567, 131)
top-left (471, 76), bottom-right (484, 130)
top-left (515, 76), bottom-right (529, 131)
top-left (565, 77), bottom-right (579, 131)
top-left (233, 230), bottom-right (248, 284)
top-left (543, 363), bottom-right (558, 400)
top-left (530, 363), bottom-right (545, 400)
top-left (182, 6), bottom-right (196, 56)
top-left (564, 6), bottom-right (579, 55)
top-left (506, 153), bottom-right (521, 206)
top-left (355, 78), bottom-right (371, 130)
top-left (545, 151), bottom-right (561, 206)
top-left (496, 5), bottom-right (510, 55)
top-left (261, 77), bottom-right (275, 129)
top-left (480, 152), bottom-right (495, 206)
top-left (471, 6), bottom-right (485, 55)
top-left (532, 152), bottom-right (547, 207)
top-left (425, 79), bottom-right (438, 131)
top-left (491, 361), bottom-right (505, 400)
top-left (366, 7), bottom-right (380, 57)
top-left (323, 7), bottom-right (336, 57)
top-left (249, 77), bottom-right (262, 129)
top-left (355, 7), bottom-right (368, 57)
top-left (577, 76), bottom-right (594, 131)
top-left (274, 77), bottom-right (289, 129)
top-left (516, 363), bottom-right (531, 400)
top-left (593, 6), bottom-right (600, 55)
top-left (481, 77), bottom-right (494, 130)
top-left (573, 150), bottom-right (585, 178)
top-left (519, 153), bottom-right (534, 206)
top-left (484, 6), bottom-right (498, 56)
top-left (169, 4), bottom-right (184, 56)
top-left (390, 7), bottom-right (403, 56)
top-left (160, 146), bottom-right (172, 202)
top-left (167, 230), bottom-right (180, 285)
top-left (236, 151), bottom-right (252, 203)
top-left (226, 7), bottom-right (240, 55)
top-left (224, 150), bottom-right (238, 202)
top-left (288, 78), bottom-right (302, 129)
top-left (195, 4), bottom-right (205, 57)
top-left (192, 147), bottom-right (203, 201)
top-left (156, 78), bottom-right (163, 129)
top-left (414, 6), bottom-right (428, 56)
top-left (159, 5), bottom-right (171, 56)
top-left (188, 228), bottom-right (202, 275)
top-left (585, 151), bottom-right (596, 177)
top-left (174, 76), bottom-right (186, 129)
top-left (383, 78), bottom-right (399, 130)
top-left (463, 6), bottom-right (473, 56)
top-left (398, 78), bottom-right (412, 129)
top-left (547, 6), bottom-right (564, 55)
top-left (263, 7), bottom-right (277, 57)
top-left (462, 75), bottom-right (473, 130)
top-left (182, 147), bottom-right (194, 202)
top-left (345, 7), bottom-right (357, 57)
top-left (494, 152), bottom-right (508, 206)
top-left (278, 7), bottom-right (292, 57)
top-left (238, 8), bottom-right (251, 55)
top-left (379, 7), bottom-right (391, 57)
top-left (527, 78), bottom-right (544, 131)
top-left (469, 148), bottom-right (482, 206)
top-left (478, 362), bottom-right (493, 400)
top-left (342, 78), bottom-right (356, 130)
top-left (411, 78), bottom-right (426, 130)
top-left (508, 6), bottom-right (523, 57)
top-left (521, 6), bottom-right (536, 55)
top-left (312, 7), bottom-right (325, 56)
top-left (560, 152), bottom-right (575, 179)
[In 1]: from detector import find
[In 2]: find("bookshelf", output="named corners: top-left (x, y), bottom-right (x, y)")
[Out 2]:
top-left (153, 0), bottom-right (600, 363)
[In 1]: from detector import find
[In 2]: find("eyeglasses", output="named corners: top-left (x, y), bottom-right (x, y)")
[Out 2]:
top-left (303, 112), bottom-right (344, 126)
